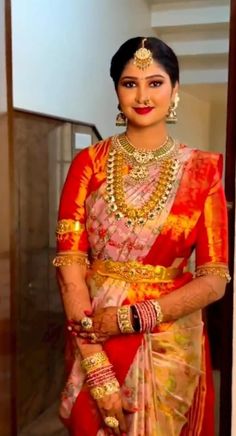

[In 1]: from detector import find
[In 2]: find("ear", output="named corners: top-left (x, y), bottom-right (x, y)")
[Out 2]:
top-left (171, 82), bottom-right (179, 99)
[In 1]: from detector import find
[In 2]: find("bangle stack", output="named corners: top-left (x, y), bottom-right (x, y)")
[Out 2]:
top-left (133, 300), bottom-right (163, 332)
top-left (117, 305), bottom-right (135, 334)
top-left (117, 300), bottom-right (163, 334)
top-left (81, 351), bottom-right (109, 372)
top-left (81, 351), bottom-right (119, 400)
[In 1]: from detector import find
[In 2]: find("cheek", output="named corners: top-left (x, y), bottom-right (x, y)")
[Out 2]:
top-left (153, 87), bottom-right (172, 102)
top-left (117, 88), bottom-right (135, 105)
top-left (118, 94), bottom-right (131, 106)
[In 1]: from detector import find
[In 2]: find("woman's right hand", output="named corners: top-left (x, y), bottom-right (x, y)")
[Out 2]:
top-left (96, 389), bottom-right (128, 436)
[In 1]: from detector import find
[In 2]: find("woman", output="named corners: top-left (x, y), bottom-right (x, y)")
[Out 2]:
top-left (54, 37), bottom-right (230, 436)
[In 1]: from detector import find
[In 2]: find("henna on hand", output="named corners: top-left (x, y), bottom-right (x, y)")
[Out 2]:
top-left (159, 275), bottom-right (226, 322)
top-left (72, 307), bottom-right (120, 342)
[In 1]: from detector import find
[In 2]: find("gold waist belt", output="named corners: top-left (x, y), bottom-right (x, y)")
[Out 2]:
top-left (91, 260), bottom-right (183, 283)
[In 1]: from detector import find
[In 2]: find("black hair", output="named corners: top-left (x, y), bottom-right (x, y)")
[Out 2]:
top-left (110, 37), bottom-right (179, 89)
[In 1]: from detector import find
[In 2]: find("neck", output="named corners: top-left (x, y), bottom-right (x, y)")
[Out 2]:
top-left (125, 122), bottom-right (169, 150)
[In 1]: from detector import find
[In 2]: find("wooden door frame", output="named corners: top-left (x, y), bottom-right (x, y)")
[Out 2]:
top-left (5, 0), bottom-right (17, 435)
top-left (219, 0), bottom-right (236, 434)
top-left (0, 0), bottom-right (15, 435)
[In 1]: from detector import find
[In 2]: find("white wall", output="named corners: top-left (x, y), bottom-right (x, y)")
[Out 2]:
top-left (168, 90), bottom-right (210, 151)
top-left (11, 0), bottom-right (153, 138)
top-left (209, 101), bottom-right (227, 154)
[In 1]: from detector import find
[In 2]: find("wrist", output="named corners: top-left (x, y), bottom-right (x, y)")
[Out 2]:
top-left (130, 305), bottom-right (141, 332)
top-left (133, 300), bottom-right (163, 332)
top-left (81, 351), bottom-right (119, 400)
top-left (117, 305), bottom-right (135, 334)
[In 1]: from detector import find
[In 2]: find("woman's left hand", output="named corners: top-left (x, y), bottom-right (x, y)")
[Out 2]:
top-left (70, 306), bottom-right (120, 343)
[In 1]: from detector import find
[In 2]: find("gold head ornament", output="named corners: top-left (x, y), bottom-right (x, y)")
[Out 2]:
top-left (133, 38), bottom-right (153, 70)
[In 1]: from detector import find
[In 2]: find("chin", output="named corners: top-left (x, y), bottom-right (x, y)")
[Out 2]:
top-left (128, 117), bottom-right (163, 128)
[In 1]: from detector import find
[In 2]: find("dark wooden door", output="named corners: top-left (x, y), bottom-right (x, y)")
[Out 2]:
top-left (219, 0), bottom-right (236, 434)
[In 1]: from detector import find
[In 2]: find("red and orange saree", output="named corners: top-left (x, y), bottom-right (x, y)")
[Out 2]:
top-left (56, 138), bottom-right (228, 436)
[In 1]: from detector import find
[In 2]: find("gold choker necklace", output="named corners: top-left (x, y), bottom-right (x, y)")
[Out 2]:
top-left (105, 137), bottom-right (180, 227)
top-left (113, 134), bottom-right (178, 183)
top-left (118, 134), bottom-right (176, 165)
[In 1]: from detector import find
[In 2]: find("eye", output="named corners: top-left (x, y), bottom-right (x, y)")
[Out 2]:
top-left (149, 80), bottom-right (163, 88)
top-left (121, 81), bottom-right (137, 88)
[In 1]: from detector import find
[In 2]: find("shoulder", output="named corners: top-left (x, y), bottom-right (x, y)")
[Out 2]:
top-left (70, 137), bottom-right (112, 170)
top-left (181, 144), bottom-right (223, 179)
top-left (193, 148), bottom-right (223, 179)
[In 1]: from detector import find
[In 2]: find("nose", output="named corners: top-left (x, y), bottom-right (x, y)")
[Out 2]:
top-left (135, 84), bottom-right (149, 105)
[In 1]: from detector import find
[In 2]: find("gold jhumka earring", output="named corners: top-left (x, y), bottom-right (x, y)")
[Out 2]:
top-left (166, 93), bottom-right (180, 124)
top-left (133, 38), bottom-right (153, 70)
top-left (115, 104), bottom-right (127, 127)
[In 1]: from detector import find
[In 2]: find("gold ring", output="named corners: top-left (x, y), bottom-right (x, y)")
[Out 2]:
top-left (90, 333), bottom-right (97, 341)
top-left (104, 416), bottom-right (119, 428)
top-left (80, 316), bottom-right (93, 331)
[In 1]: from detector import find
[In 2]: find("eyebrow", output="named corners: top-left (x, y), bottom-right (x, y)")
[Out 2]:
top-left (120, 74), bottom-right (165, 80)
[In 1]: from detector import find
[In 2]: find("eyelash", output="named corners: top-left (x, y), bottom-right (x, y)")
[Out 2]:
top-left (150, 81), bottom-right (163, 88)
top-left (121, 81), bottom-right (163, 88)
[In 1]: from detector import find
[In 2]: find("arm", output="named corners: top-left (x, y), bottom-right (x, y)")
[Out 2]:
top-left (158, 274), bottom-right (226, 322)
top-left (55, 149), bottom-right (101, 357)
top-left (57, 263), bottom-right (103, 358)
top-left (55, 147), bottom-right (128, 433)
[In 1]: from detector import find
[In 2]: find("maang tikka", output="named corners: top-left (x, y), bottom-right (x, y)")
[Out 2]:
top-left (133, 38), bottom-right (153, 70)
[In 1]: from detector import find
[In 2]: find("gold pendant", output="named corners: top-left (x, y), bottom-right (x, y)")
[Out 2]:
top-left (129, 165), bottom-right (149, 181)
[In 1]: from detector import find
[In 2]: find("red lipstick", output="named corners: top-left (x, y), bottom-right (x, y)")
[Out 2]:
top-left (133, 107), bottom-right (154, 115)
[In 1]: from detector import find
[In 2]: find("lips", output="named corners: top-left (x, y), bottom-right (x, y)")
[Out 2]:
top-left (133, 107), bottom-right (154, 115)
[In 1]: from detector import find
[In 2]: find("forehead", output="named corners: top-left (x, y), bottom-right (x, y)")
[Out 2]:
top-left (119, 59), bottom-right (169, 79)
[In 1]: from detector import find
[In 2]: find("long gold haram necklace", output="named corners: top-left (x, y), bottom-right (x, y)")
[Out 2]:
top-left (105, 137), bottom-right (180, 226)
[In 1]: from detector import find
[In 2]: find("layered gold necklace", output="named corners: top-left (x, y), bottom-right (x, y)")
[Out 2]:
top-left (116, 134), bottom-right (177, 182)
top-left (105, 135), bottom-right (180, 226)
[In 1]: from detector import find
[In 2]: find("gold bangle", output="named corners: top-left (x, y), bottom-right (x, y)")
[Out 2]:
top-left (52, 254), bottom-right (90, 267)
top-left (56, 219), bottom-right (84, 235)
top-left (81, 351), bottom-right (109, 374)
top-left (150, 300), bottom-right (163, 324)
top-left (195, 265), bottom-right (231, 283)
top-left (90, 379), bottom-right (120, 400)
top-left (117, 305), bottom-right (135, 334)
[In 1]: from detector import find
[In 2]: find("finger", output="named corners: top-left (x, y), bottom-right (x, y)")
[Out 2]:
top-left (98, 408), bottom-right (115, 435)
top-left (104, 413), bottom-right (120, 435)
top-left (116, 409), bottom-right (127, 433)
top-left (122, 398), bottom-right (138, 414)
top-left (79, 332), bottom-right (108, 342)
top-left (92, 335), bottom-right (108, 343)
top-left (69, 325), bottom-right (82, 333)
top-left (84, 309), bottom-right (93, 316)
top-left (78, 332), bottom-right (92, 337)
top-left (112, 423), bottom-right (120, 436)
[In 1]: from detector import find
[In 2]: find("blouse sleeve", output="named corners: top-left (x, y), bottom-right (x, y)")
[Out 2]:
top-left (195, 154), bottom-right (230, 281)
top-left (55, 148), bottom-right (93, 255)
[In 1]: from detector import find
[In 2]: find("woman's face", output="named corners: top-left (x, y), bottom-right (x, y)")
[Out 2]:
top-left (117, 59), bottom-right (178, 128)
